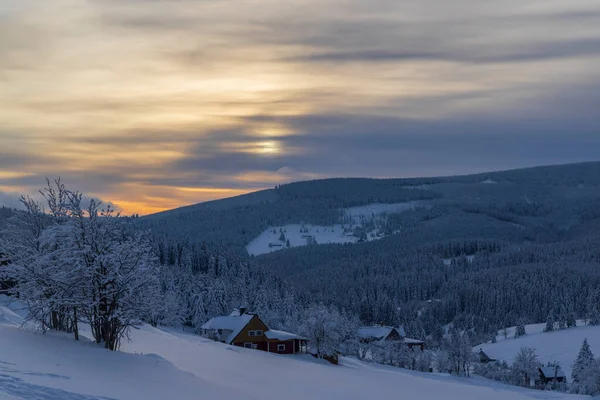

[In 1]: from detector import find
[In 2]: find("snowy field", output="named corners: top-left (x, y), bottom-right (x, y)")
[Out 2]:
top-left (477, 321), bottom-right (600, 378)
top-left (0, 296), bottom-right (587, 400)
top-left (247, 202), bottom-right (417, 256)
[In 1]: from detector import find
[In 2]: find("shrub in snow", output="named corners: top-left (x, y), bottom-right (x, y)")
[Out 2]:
top-left (474, 360), bottom-right (511, 384)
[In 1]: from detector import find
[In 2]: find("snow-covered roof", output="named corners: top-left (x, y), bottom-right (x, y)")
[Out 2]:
top-left (358, 326), bottom-right (405, 341)
top-left (201, 313), bottom-right (255, 344)
top-left (402, 338), bottom-right (425, 345)
top-left (539, 367), bottom-right (566, 379)
top-left (265, 330), bottom-right (307, 341)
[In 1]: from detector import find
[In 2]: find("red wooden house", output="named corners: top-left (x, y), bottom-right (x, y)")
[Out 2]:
top-left (201, 309), bottom-right (308, 355)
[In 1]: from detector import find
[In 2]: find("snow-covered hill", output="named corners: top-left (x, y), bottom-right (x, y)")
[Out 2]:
top-left (0, 296), bottom-right (586, 400)
top-left (247, 202), bottom-right (417, 256)
top-left (477, 322), bottom-right (600, 378)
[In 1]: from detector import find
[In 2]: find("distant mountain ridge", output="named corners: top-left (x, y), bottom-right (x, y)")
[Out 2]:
top-left (138, 161), bottom-right (600, 253)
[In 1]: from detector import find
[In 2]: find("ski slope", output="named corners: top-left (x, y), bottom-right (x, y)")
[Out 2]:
top-left (477, 321), bottom-right (600, 378)
top-left (247, 202), bottom-right (417, 256)
top-left (0, 296), bottom-right (587, 400)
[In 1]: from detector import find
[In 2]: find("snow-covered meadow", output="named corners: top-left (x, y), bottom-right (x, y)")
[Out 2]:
top-left (0, 295), bottom-right (587, 400)
top-left (247, 202), bottom-right (417, 256)
top-left (477, 321), bottom-right (600, 378)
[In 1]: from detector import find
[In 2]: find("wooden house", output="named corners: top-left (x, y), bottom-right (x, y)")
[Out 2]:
top-left (478, 349), bottom-right (497, 364)
top-left (539, 366), bottom-right (566, 384)
top-left (201, 309), bottom-right (308, 355)
top-left (358, 325), bottom-right (425, 350)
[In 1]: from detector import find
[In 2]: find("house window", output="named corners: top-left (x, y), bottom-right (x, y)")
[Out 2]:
top-left (277, 344), bottom-right (286, 351)
top-left (244, 343), bottom-right (252, 348)
top-left (248, 330), bottom-right (256, 337)
top-left (255, 330), bottom-right (263, 336)
top-left (252, 344), bottom-right (258, 349)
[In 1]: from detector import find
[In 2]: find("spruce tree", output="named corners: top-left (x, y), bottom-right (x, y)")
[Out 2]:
top-left (572, 338), bottom-right (595, 383)
top-left (514, 321), bottom-right (526, 338)
top-left (544, 313), bottom-right (554, 332)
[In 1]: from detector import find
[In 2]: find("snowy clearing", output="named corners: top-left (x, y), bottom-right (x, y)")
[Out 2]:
top-left (477, 321), bottom-right (600, 378)
top-left (0, 295), bottom-right (585, 400)
top-left (247, 202), bottom-right (417, 256)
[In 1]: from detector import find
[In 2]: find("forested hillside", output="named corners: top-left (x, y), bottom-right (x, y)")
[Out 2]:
top-left (140, 161), bottom-right (600, 345)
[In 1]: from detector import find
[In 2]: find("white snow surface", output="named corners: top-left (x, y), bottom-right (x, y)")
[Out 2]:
top-left (247, 202), bottom-right (417, 256)
top-left (477, 321), bottom-right (600, 378)
top-left (0, 295), bottom-right (587, 400)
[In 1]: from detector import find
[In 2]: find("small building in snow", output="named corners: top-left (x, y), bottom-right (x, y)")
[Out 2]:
top-left (539, 366), bottom-right (566, 384)
top-left (201, 309), bottom-right (308, 355)
top-left (478, 349), bottom-right (497, 364)
top-left (358, 325), bottom-right (425, 350)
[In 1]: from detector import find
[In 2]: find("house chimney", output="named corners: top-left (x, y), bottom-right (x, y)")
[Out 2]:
top-left (239, 307), bottom-right (246, 315)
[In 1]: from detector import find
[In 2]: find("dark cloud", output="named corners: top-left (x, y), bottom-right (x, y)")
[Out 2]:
top-left (287, 38), bottom-right (600, 64)
top-left (2, 0), bottom-right (600, 212)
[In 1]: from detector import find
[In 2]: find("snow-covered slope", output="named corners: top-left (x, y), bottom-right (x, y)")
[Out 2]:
top-left (247, 202), bottom-right (416, 256)
top-left (477, 322), bottom-right (600, 378)
top-left (0, 296), bottom-right (585, 400)
top-left (0, 296), bottom-right (238, 400)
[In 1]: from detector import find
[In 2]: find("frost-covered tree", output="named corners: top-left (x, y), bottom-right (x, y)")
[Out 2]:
top-left (416, 349), bottom-right (435, 372)
top-left (514, 321), bottom-right (527, 338)
top-left (445, 327), bottom-right (474, 376)
top-left (557, 308), bottom-right (567, 330)
top-left (587, 290), bottom-right (600, 326)
top-left (435, 350), bottom-right (451, 373)
top-left (511, 347), bottom-right (539, 387)
top-left (544, 312), bottom-right (555, 332)
top-left (0, 180), bottom-right (78, 335)
top-left (572, 339), bottom-right (595, 384)
top-left (298, 303), bottom-right (357, 358)
top-left (474, 360), bottom-right (511, 384)
top-left (0, 180), bottom-right (161, 350)
top-left (571, 340), bottom-right (600, 396)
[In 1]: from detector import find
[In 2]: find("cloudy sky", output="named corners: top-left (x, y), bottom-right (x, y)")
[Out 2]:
top-left (2, 0), bottom-right (600, 214)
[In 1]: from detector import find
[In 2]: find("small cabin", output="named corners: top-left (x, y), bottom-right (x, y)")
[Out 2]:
top-left (201, 309), bottom-right (308, 355)
top-left (478, 349), bottom-right (497, 364)
top-left (358, 325), bottom-right (425, 350)
top-left (539, 366), bottom-right (566, 384)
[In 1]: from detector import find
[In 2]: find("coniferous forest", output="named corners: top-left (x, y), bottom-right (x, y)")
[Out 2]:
top-left (2, 162), bottom-right (600, 394)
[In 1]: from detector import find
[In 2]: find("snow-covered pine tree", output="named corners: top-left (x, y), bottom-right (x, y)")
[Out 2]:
top-left (514, 320), bottom-right (526, 338)
top-left (557, 307), bottom-right (567, 330)
top-left (572, 338), bottom-right (595, 384)
top-left (587, 290), bottom-right (600, 326)
top-left (544, 312), bottom-right (555, 332)
top-left (571, 339), bottom-right (600, 395)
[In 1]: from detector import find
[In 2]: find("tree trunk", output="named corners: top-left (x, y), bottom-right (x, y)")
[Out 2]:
top-left (72, 307), bottom-right (79, 341)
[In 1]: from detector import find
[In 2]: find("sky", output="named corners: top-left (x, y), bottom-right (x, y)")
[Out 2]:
top-left (1, 0), bottom-right (600, 215)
